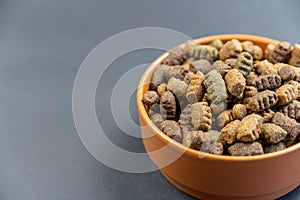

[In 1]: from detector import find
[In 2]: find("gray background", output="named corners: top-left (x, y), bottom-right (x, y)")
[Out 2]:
top-left (0, 0), bottom-right (299, 199)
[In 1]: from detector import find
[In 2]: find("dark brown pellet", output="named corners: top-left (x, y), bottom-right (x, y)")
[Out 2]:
top-left (161, 120), bottom-right (182, 142)
top-left (246, 90), bottom-right (278, 112)
top-left (267, 42), bottom-right (292, 64)
top-left (264, 142), bottom-right (286, 153)
top-left (142, 91), bottom-right (159, 107)
top-left (162, 47), bottom-right (185, 66)
top-left (228, 142), bottom-right (264, 156)
top-left (160, 91), bottom-right (176, 119)
top-left (246, 73), bottom-right (281, 91)
top-left (150, 65), bottom-right (168, 90)
top-left (281, 100), bottom-right (300, 120)
top-left (189, 59), bottom-right (214, 74)
top-left (212, 60), bottom-right (231, 77)
top-left (272, 112), bottom-right (300, 140)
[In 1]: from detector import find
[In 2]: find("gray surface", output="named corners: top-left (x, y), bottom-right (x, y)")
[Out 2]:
top-left (0, 0), bottom-right (300, 199)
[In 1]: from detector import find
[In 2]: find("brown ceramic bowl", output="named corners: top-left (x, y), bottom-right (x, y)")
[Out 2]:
top-left (137, 34), bottom-right (300, 200)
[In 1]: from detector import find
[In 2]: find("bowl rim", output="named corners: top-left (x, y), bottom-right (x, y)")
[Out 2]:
top-left (137, 34), bottom-right (300, 162)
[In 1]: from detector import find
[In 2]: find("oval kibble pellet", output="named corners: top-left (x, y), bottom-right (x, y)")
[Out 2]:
top-left (225, 69), bottom-right (246, 97)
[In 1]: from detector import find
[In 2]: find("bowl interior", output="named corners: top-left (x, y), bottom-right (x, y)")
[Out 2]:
top-left (137, 34), bottom-right (300, 161)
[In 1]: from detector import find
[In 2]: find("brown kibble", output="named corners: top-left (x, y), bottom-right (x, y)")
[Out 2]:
top-left (150, 65), bottom-right (168, 90)
top-left (264, 44), bottom-right (275, 60)
top-left (212, 60), bottom-right (231, 77)
top-left (278, 65), bottom-right (295, 81)
top-left (237, 114), bottom-right (263, 142)
top-left (246, 73), bottom-right (281, 91)
top-left (216, 133), bottom-right (227, 147)
top-left (289, 43), bottom-right (300, 67)
top-left (281, 100), bottom-right (300, 120)
top-left (148, 104), bottom-right (160, 117)
top-left (161, 120), bottom-right (182, 142)
top-left (217, 110), bottom-right (233, 127)
top-left (225, 69), bottom-right (246, 96)
top-left (253, 45), bottom-right (263, 60)
top-left (210, 142), bottom-right (223, 155)
top-left (210, 39), bottom-right (223, 50)
top-left (188, 131), bottom-right (211, 152)
top-left (242, 41), bottom-right (255, 55)
top-left (210, 102), bottom-right (227, 115)
top-left (150, 113), bottom-right (164, 129)
top-left (167, 77), bottom-right (188, 100)
top-left (209, 130), bottom-right (222, 143)
top-left (185, 130), bottom-right (223, 154)
top-left (264, 142), bottom-right (286, 154)
top-left (183, 40), bottom-right (197, 59)
top-left (181, 126), bottom-right (193, 147)
top-left (244, 86), bottom-right (258, 97)
top-left (157, 83), bottom-right (167, 96)
top-left (260, 108), bottom-right (275, 123)
top-left (186, 71), bottom-right (205, 103)
top-left (165, 65), bottom-right (186, 80)
top-left (225, 58), bottom-right (237, 67)
top-left (243, 85), bottom-right (258, 104)
top-left (246, 90), bottom-right (278, 112)
top-left (261, 123), bottom-right (287, 144)
top-left (272, 112), bottom-right (300, 140)
top-left (267, 42), bottom-right (292, 64)
top-left (160, 91), bottom-right (176, 119)
top-left (162, 46), bottom-right (185, 66)
top-left (142, 91), bottom-right (159, 107)
top-left (179, 104), bottom-right (192, 127)
top-left (234, 52), bottom-right (253, 76)
top-left (278, 64), bottom-right (300, 82)
top-left (219, 39), bottom-right (243, 60)
top-left (228, 142), bottom-right (264, 156)
top-left (232, 104), bottom-right (247, 120)
top-left (226, 93), bottom-right (243, 105)
top-left (253, 59), bottom-right (276, 75)
top-left (189, 59), bottom-right (214, 74)
top-left (204, 70), bottom-right (228, 104)
top-left (276, 81), bottom-right (300, 105)
top-left (273, 63), bottom-right (286, 73)
top-left (221, 120), bottom-right (241, 144)
top-left (201, 93), bottom-right (210, 103)
top-left (184, 71), bottom-right (195, 84)
top-left (191, 102), bottom-right (212, 131)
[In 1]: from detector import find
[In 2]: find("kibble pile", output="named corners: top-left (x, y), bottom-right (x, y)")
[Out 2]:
top-left (142, 38), bottom-right (300, 156)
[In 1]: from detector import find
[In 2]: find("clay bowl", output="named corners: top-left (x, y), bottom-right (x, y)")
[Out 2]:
top-left (137, 34), bottom-right (300, 200)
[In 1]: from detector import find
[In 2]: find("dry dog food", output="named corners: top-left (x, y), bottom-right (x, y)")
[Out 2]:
top-left (225, 69), bottom-right (246, 97)
top-left (143, 38), bottom-right (300, 156)
top-left (186, 71), bottom-right (205, 103)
